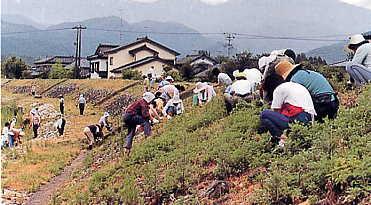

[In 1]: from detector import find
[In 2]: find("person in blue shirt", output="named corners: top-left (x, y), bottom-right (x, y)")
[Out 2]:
top-left (275, 60), bottom-right (339, 122)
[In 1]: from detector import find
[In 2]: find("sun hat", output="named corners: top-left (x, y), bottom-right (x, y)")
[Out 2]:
top-left (193, 82), bottom-right (207, 93)
top-left (165, 76), bottom-right (174, 81)
top-left (103, 112), bottom-right (110, 117)
top-left (31, 108), bottom-right (37, 115)
top-left (233, 70), bottom-right (248, 80)
top-left (274, 60), bottom-right (300, 80)
top-left (348, 34), bottom-right (367, 49)
top-left (143, 92), bottom-right (155, 103)
top-left (258, 55), bottom-right (277, 71)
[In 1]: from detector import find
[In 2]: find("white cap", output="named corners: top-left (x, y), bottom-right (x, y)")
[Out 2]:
top-left (270, 49), bottom-right (286, 56)
top-left (165, 76), bottom-right (174, 81)
top-left (258, 55), bottom-right (277, 70)
top-left (31, 108), bottom-right (37, 114)
top-left (103, 112), bottom-right (110, 117)
top-left (348, 34), bottom-right (366, 46)
top-left (143, 92), bottom-right (155, 103)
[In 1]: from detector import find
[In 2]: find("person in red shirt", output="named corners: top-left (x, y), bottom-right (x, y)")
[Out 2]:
top-left (123, 92), bottom-right (155, 152)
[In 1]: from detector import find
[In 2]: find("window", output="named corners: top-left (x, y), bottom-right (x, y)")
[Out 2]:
top-left (109, 57), bottom-right (113, 65)
top-left (95, 62), bottom-right (99, 72)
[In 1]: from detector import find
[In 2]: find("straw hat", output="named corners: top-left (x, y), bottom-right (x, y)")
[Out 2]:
top-left (143, 92), bottom-right (155, 103)
top-left (274, 60), bottom-right (299, 79)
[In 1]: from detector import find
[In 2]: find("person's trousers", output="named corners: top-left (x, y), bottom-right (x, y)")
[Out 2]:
top-left (123, 113), bottom-right (151, 149)
top-left (8, 135), bottom-right (14, 147)
top-left (60, 104), bottom-right (64, 114)
top-left (224, 93), bottom-right (252, 114)
top-left (79, 103), bottom-right (85, 115)
top-left (84, 127), bottom-right (94, 146)
top-left (314, 97), bottom-right (339, 122)
top-left (33, 124), bottom-right (39, 138)
top-left (345, 63), bottom-right (371, 86)
top-left (259, 110), bottom-right (311, 139)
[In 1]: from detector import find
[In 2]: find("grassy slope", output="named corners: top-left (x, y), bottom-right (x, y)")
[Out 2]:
top-left (54, 86), bottom-right (370, 204)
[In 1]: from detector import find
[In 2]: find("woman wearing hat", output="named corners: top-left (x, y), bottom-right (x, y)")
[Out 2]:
top-left (162, 95), bottom-right (184, 119)
top-left (275, 60), bottom-right (338, 122)
top-left (193, 82), bottom-right (216, 106)
top-left (123, 92), bottom-right (155, 153)
top-left (30, 109), bottom-right (41, 138)
top-left (345, 34), bottom-right (371, 86)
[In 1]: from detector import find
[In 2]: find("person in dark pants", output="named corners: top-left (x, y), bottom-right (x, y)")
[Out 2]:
top-left (78, 94), bottom-right (86, 115)
top-left (275, 60), bottom-right (339, 122)
top-left (30, 109), bottom-right (41, 138)
top-left (54, 115), bottom-right (66, 136)
top-left (123, 92), bottom-right (155, 154)
top-left (83, 124), bottom-right (103, 150)
top-left (258, 74), bottom-right (316, 148)
top-left (59, 95), bottom-right (65, 114)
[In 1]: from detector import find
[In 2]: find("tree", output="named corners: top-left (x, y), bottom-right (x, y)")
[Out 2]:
top-left (48, 60), bottom-right (73, 79)
top-left (179, 63), bottom-right (193, 80)
top-left (1, 56), bottom-right (27, 79)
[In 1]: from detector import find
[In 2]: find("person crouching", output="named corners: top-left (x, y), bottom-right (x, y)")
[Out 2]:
top-left (123, 92), bottom-right (155, 153)
top-left (224, 76), bottom-right (254, 114)
top-left (83, 124), bottom-right (103, 150)
top-left (258, 74), bottom-right (316, 148)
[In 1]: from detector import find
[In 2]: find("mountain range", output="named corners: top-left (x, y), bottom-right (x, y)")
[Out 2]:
top-left (2, 0), bottom-right (371, 61)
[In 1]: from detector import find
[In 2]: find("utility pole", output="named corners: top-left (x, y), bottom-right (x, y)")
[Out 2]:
top-left (72, 25), bottom-right (86, 79)
top-left (119, 9), bottom-right (124, 43)
top-left (224, 33), bottom-right (236, 57)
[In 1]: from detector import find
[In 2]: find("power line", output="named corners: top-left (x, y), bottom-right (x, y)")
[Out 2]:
top-left (1, 26), bottom-right (347, 42)
top-left (1, 28), bottom-right (73, 35)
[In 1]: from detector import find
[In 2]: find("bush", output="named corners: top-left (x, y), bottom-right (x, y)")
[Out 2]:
top-left (122, 69), bottom-right (142, 80)
top-left (1, 56), bottom-right (27, 79)
top-left (48, 60), bottom-right (73, 79)
top-left (165, 70), bottom-right (182, 81)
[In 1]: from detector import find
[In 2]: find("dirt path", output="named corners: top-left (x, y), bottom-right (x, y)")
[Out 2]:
top-left (24, 151), bottom-right (87, 205)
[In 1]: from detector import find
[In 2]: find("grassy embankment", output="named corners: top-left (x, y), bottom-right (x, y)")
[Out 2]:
top-left (53, 85), bottom-right (370, 204)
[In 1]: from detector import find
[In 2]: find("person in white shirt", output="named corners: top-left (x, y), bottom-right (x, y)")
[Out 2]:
top-left (1, 122), bottom-right (10, 148)
top-left (243, 68), bottom-right (262, 91)
top-left (346, 34), bottom-right (371, 86)
top-left (163, 95), bottom-right (184, 119)
top-left (59, 95), bottom-right (65, 114)
top-left (99, 112), bottom-right (112, 132)
top-left (193, 82), bottom-right (216, 106)
top-left (78, 94), bottom-right (86, 115)
top-left (224, 78), bottom-right (254, 113)
top-left (158, 84), bottom-right (180, 102)
top-left (212, 67), bottom-right (232, 87)
top-left (258, 74), bottom-right (316, 148)
top-left (54, 115), bottom-right (66, 136)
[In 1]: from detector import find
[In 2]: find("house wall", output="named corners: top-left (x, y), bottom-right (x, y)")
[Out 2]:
top-left (90, 59), bottom-right (108, 72)
top-left (135, 50), bottom-right (155, 61)
top-left (108, 60), bottom-right (175, 79)
top-left (107, 42), bottom-right (177, 75)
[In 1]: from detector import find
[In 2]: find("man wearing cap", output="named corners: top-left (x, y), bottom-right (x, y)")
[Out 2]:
top-left (162, 95), bottom-right (184, 119)
top-left (78, 94), bottom-right (86, 115)
top-left (275, 60), bottom-right (338, 122)
top-left (346, 34), bottom-right (371, 86)
top-left (123, 92), bottom-right (155, 152)
top-left (224, 78), bottom-right (254, 114)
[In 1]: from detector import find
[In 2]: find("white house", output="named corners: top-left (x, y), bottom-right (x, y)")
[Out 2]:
top-left (89, 37), bottom-right (180, 79)
top-left (87, 44), bottom-right (119, 78)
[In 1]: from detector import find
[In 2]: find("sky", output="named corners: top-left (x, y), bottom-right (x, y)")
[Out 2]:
top-left (130, 0), bottom-right (371, 8)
